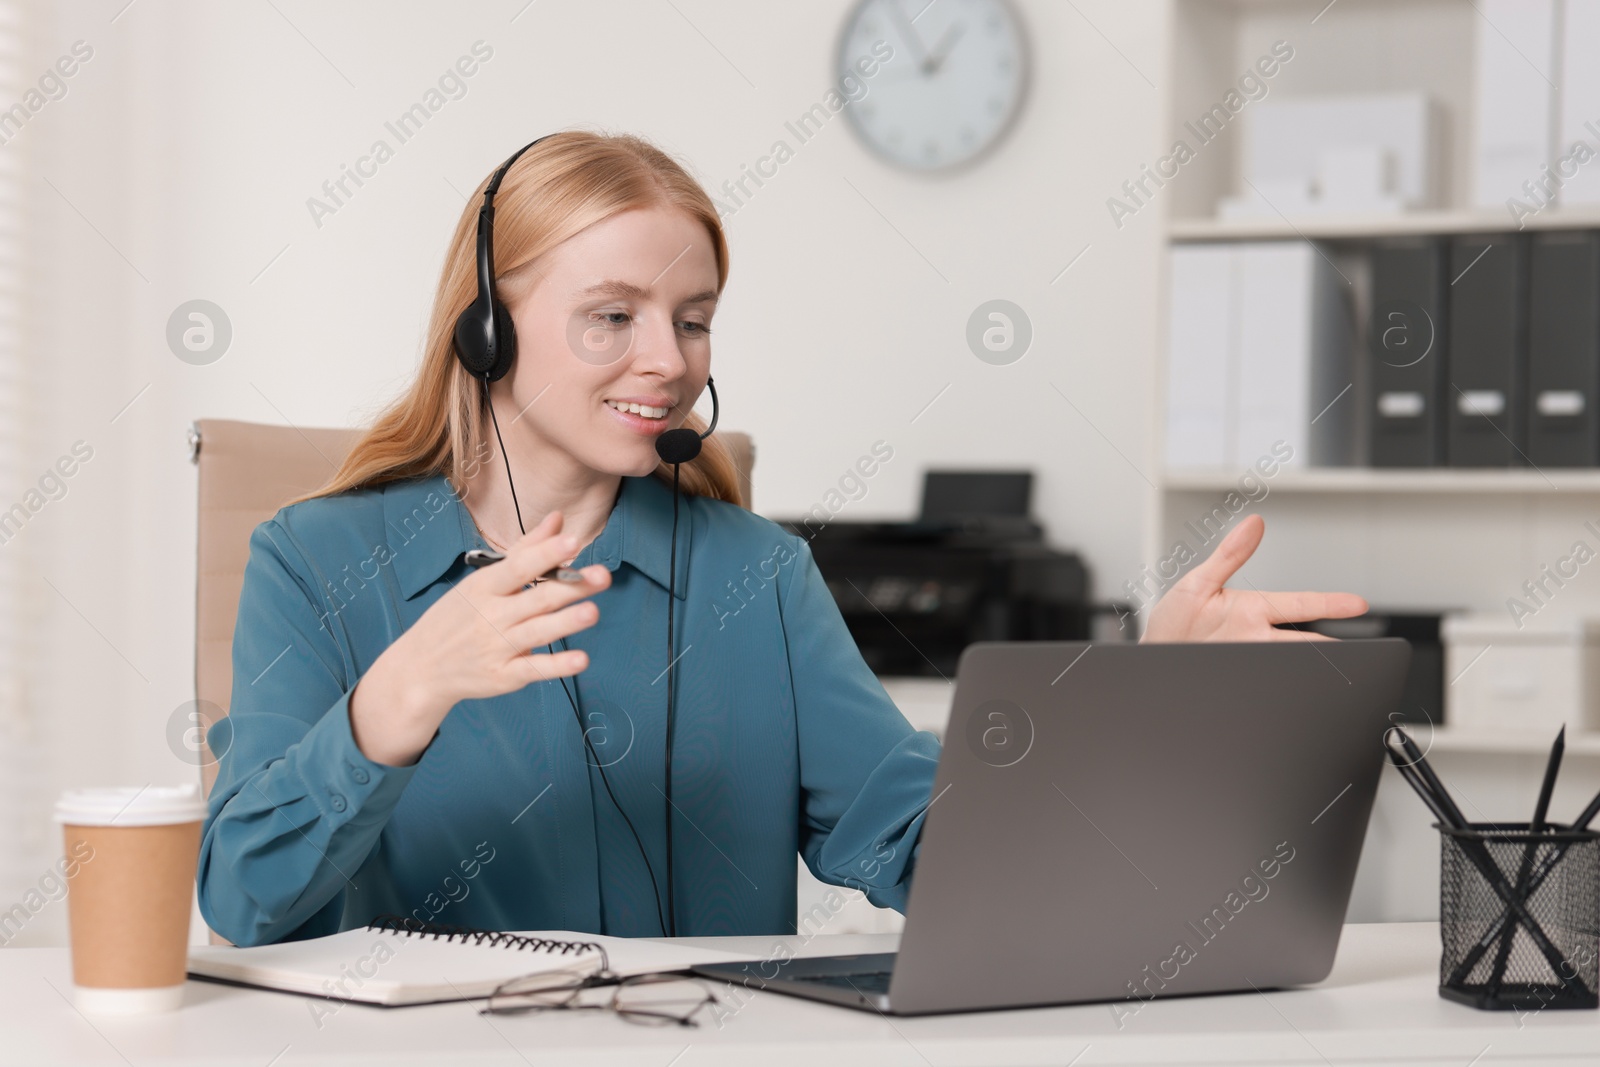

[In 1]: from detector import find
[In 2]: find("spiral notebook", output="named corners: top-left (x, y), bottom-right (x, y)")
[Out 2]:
top-left (187, 916), bottom-right (763, 1006)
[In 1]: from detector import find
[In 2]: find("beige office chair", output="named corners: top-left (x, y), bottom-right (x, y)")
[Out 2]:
top-left (190, 418), bottom-right (755, 797)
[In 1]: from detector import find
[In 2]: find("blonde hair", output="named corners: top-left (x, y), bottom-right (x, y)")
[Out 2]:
top-left (295, 129), bottom-right (741, 507)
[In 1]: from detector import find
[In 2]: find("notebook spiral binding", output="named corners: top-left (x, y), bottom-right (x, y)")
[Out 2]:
top-left (366, 914), bottom-right (606, 963)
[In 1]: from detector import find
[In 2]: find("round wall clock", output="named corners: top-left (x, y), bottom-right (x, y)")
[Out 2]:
top-left (837, 0), bottom-right (1029, 172)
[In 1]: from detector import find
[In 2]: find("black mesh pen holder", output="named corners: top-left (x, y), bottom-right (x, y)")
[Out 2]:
top-left (1438, 822), bottom-right (1600, 1011)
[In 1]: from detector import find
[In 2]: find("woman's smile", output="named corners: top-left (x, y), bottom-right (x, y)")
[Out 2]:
top-left (603, 395), bottom-right (674, 435)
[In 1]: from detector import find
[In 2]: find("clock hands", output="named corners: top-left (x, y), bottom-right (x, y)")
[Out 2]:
top-left (885, 0), bottom-right (930, 67)
top-left (921, 22), bottom-right (965, 75)
top-left (883, 0), bottom-right (963, 78)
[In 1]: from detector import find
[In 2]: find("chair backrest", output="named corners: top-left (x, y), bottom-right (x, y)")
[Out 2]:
top-left (192, 418), bottom-right (754, 796)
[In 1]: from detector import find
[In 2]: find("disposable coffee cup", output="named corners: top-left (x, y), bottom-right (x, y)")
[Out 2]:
top-left (55, 785), bottom-right (206, 1014)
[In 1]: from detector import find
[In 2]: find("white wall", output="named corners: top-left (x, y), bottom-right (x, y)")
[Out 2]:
top-left (6, 0), bottom-right (1172, 943)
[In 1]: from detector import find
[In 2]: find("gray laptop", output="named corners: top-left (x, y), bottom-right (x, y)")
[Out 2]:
top-left (694, 638), bottom-right (1411, 1015)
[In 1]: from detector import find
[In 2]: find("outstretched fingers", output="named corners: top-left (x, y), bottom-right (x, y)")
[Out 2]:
top-left (1252, 589), bottom-right (1368, 627)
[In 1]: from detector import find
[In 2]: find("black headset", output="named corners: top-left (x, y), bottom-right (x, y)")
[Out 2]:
top-left (453, 135), bottom-right (544, 384)
top-left (453, 134), bottom-right (720, 936)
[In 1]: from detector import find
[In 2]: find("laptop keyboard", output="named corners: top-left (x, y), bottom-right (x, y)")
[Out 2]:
top-left (795, 970), bottom-right (893, 995)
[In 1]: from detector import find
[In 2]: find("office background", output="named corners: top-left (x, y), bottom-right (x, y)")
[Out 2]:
top-left (6, 0), bottom-right (1598, 945)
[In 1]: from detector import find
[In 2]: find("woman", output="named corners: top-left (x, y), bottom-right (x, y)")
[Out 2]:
top-left (197, 130), bottom-right (1364, 946)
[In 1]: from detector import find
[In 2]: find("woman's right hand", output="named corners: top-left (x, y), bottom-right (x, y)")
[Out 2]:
top-left (349, 511), bottom-right (611, 766)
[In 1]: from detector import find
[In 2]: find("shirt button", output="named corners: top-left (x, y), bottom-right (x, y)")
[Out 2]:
top-left (351, 766), bottom-right (370, 785)
top-left (329, 793), bottom-right (348, 813)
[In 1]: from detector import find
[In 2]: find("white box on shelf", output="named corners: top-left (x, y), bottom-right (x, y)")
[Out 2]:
top-left (1236, 243), bottom-right (1312, 467)
top-left (1316, 145), bottom-right (1404, 212)
top-left (1442, 613), bottom-right (1600, 734)
top-left (1234, 242), bottom-right (1354, 468)
top-left (1163, 243), bottom-right (1236, 469)
top-left (1162, 242), bottom-right (1354, 471)
top-left (1473, 0), bottom-right (1559, 208)
top-left (1235, 92), bottom-right (1438, 214)
top-left (1558, 0), bottom-right (1600, 205)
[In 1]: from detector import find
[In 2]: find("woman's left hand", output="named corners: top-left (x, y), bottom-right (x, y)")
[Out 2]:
top-left (1141, 514), bottom-right (1367, 643)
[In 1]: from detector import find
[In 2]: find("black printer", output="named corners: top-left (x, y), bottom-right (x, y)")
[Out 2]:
top-left (779, 471), bottom-right (1095, 677)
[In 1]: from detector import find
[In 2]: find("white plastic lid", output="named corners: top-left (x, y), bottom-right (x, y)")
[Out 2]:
top-left (55, 785), bottom-right (206, 827)
top-left (1443, 612), bottom-right (1600, 645)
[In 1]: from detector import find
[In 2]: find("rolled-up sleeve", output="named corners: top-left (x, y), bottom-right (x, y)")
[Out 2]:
top-left (778, 538), bottom-right (941, 913)
top-left (197, 519), bottom-right (416, 946)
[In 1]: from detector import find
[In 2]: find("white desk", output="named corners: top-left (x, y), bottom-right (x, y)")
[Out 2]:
top-left (4, 923), bottom-right (1598, 1065)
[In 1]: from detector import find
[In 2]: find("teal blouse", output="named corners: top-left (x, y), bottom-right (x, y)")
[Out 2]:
top-left (198, 473), bottom-right (942, 945)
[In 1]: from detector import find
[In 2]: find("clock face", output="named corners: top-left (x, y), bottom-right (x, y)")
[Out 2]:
top-left (837, 0), bottom-right (1028, 172)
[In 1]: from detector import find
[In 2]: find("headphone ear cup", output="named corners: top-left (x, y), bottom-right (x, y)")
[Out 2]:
top-left (485, 300), bottom-right (517, 382)
top-left (453, 297), bottom-right (496, 379)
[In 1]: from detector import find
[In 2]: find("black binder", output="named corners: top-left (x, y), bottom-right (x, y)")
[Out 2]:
top-left (1527, 231), bottom-right (1600, 467)
top-left (1370, 239), bottom-right (1448, 467)
top-left (1447, 234), bottom-right (1527, 466)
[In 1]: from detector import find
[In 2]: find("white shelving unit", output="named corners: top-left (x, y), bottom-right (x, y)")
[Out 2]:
top-left (1150, 0), bottom-right (1600, 628)
top-left (1147, 0), bottom-right (1600, 922)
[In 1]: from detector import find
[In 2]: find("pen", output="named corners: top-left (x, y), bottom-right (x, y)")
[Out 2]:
top-left (1387, 727), bottom-right (1467, 828)
top-left (1384, 745), bottom-right (1458, 828)
top-left (464, 548), bottom-right (584, 583)
top-left (1532, 726), bottom-right (1566, 836)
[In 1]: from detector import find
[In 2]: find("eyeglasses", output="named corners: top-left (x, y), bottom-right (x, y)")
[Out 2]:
top-left (481, 959), bottom-right (720, 1028)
